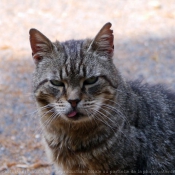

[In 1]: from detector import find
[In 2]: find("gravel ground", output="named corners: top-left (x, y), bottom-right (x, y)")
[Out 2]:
top-left (0, 0), bottom-right (175, 174)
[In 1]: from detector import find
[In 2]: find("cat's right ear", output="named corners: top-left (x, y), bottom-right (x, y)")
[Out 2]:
top-left (29, 28), bottom-right (53, 64)
top-left (87, 22), bottom-right (114, 59)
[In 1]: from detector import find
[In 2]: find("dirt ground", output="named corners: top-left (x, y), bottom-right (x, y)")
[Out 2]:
top-left (0, 0), bottom-right (175, 174)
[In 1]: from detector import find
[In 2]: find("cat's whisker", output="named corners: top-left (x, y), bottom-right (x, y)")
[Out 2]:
top-left (95, 115), bottom-right (115, 133)
top-left (26, 105), bottom-right (54, 133)
top-left (97, 108), bottom-right (130, 139)
top-left (32, 108), bottom-right (55, 135)
top-left (84, 102), bottom-right (120, 124)
top-left (26, 109), bottom-right (40, 118)
top-left (26, 104), bottom-right (51, 117)
top-left (41, 108), bottom-right (65, 125)
top-left (26, 107), bottom-right (43, 117)
top-left (90, 107), bottom-right (131, 142)
top-left (40, 108), bottom-right (55, 119)
top-left (96, 110), bottom-right (118, 130)
top-left (100, 97), bottom-right (126, 111)
top-left (93, 102), bottom-right (128, 122)
top-left (92, 102), bottom-right (131, 130)
top-left (94, 104), bottom-right (138, 146)
top-left (23, 92), bottom-right (34, 97)
top-left (32, 102), bottom-right (65, 135)
top-left (98, 97), bottom-right (130, 122)
top-left (37, 116), bottom-right (54, 135)
top-left (44, 113), bottom-right (59, 128)
top-left (90, 108), bottom-right (116, 133)
top-left (85, 108), bottom-right (98, 126)
top-left (87, 104), bottom-right (132, 138)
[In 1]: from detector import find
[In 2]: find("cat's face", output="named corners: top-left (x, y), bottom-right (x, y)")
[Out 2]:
top-left (30, 23), bottom-right (120, 124)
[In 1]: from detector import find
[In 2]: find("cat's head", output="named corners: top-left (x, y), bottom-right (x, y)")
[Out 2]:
top-left (29, 23), bottom-right (121, 124)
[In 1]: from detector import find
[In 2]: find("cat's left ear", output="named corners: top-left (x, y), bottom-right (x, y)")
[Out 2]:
top-left (29, 28), bottom-right (54, 64)
top-left (88, 22), bottom-right (114, 59)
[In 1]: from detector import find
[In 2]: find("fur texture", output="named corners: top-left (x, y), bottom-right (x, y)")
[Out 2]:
top-left (29, 23), bottom-right (175, 175)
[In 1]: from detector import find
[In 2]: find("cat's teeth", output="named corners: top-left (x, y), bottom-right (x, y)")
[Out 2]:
top-left (67, 111), bottom-right (77, 117)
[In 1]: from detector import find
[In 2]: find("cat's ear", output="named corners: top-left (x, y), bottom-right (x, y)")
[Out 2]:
top-left (29, 28), bottom-right (53, 64)
top-left (88, 22), bottom-right (114, 59)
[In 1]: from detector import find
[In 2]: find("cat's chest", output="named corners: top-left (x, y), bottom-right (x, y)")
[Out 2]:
top-left (45, 132), bottom-right (113, 173)
top-left (53, 145), bottom-right (109, 174)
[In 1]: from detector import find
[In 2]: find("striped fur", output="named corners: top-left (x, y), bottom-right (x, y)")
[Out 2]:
top-left (29, 23), bottom-right (175, 175)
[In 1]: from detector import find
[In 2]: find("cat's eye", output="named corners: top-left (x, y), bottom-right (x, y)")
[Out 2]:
top-left (50, 80), bottom-right (64, 86)
top-left (84, 76), bottom-right (98, 85)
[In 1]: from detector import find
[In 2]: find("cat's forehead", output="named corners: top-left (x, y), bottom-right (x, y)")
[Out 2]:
top-left (61, 40), bottom-right (84, 60)
top-left (53, 40), bottom-right (97, 80)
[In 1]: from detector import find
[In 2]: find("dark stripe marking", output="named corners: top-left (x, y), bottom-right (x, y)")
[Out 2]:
top-left (34, 79), bottom-right (49, 93)
top-left (60, 69), bottom-right (63, 80)
top-left (83, 66), bottom-right (86, 77)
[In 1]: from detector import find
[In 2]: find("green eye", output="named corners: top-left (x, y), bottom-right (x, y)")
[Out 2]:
top-left (50, 80), bottom-right (64, 86)
top-left (84, 76), bottom-right (98, 85)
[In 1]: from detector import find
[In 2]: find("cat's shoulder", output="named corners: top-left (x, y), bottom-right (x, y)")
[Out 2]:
top-left (128, 80), bottom-right (175, 101)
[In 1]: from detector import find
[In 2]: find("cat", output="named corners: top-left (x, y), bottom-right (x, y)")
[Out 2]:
top-left (29, 22), bottom-right (175, 175)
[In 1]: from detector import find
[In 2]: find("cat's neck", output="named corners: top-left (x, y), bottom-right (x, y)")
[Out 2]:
top-left (43, 117), bottom-right (116, 151)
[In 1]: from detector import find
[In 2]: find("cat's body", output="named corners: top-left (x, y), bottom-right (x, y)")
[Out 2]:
top-left (29, 23), bottom-right (175, 175)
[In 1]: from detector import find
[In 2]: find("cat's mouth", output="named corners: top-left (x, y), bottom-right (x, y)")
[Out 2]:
top-left (66, 109), bottom-right (84, 120)
top-left (67, 110), bottom-right (77, 118)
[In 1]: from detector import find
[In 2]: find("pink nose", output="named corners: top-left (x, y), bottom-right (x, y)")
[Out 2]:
top-left (68, 99), bottom-right (80, 108)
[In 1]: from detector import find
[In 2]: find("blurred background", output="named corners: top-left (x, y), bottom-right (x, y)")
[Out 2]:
top-left (0, 0), bottom-right (175, 173)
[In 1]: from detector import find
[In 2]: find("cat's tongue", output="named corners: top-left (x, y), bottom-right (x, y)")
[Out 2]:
top-left (67, 111), bottom-right (77, 118)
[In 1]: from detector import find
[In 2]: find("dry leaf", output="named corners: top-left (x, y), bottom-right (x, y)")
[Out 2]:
top-left (16, 162), bottom-right (51, 169)
top-left (0, 162), bottom-right (16, 172)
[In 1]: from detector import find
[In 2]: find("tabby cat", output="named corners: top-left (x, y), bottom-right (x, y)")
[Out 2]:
top-left (29, 23), bottom-right (175, 175)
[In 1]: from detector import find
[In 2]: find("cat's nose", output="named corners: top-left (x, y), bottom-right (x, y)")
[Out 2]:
top-left (68, 99), bottom-right (80, 108)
